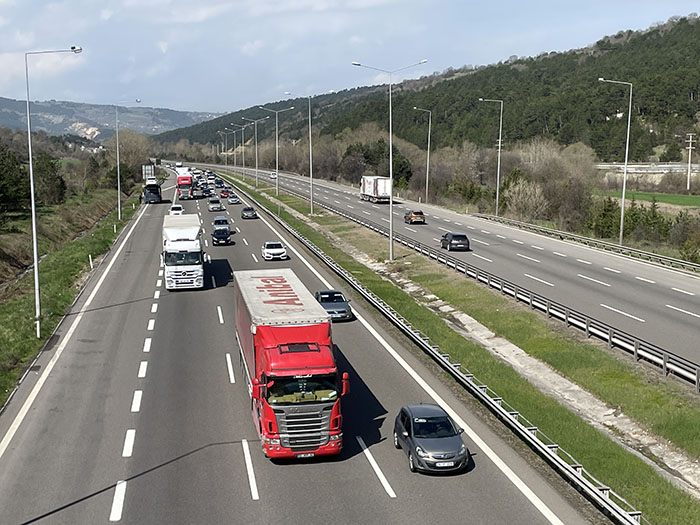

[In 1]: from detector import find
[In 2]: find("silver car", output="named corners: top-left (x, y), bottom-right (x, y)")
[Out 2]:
top-left (393, 404), bottom-right (469, 473)
top-left (315, 290), bottom-right (353, 321)
top-left (208, 198), bottom-right (224, 212)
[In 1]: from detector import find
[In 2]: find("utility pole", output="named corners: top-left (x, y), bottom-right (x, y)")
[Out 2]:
top-left (687, 133), bottom-right (696, 192)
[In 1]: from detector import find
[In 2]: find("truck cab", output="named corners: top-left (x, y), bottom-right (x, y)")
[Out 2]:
top-left (162, 215), bottom-right (205, 289)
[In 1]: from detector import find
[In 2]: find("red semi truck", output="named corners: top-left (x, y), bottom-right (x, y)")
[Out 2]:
top-left (176, 174), bottom-right (193, 200)
top-left (233, 268), bottom-right (349, 459)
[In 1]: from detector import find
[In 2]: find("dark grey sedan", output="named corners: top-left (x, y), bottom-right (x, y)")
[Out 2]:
top-left (315, 290), bottom-right (353, 321)
top-left (241, 206), bottom-right (257, 219)
top-left (393, 404), bottom-right (468, 473)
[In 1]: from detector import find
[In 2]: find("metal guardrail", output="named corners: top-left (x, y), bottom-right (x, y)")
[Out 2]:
top-left (472, 213), bottom-right (700, 274)
top-left (224, 174), bottom-right (647, 525)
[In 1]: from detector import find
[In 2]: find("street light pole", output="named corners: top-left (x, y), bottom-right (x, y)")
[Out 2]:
top-left (599, 77), bottom-right (633, 245)
top-left (259, 105), bottom-right (295, 196)
top-left (352, 58), bottom-right (428, 261)
top-left (284, 92), bottom-right (316, 214)
top-left (478, 98), bottom-right (503, 216)
top-left (413, 106), bottom-right (432, 203)
top-left (25, 45), bottom-right (82, 338)
top-left (243, 116), bottom-right (269, 187)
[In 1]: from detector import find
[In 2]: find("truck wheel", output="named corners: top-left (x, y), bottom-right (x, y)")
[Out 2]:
top-left (408, 452), bottom-right (416, 472)
top-left (393, 432), bottom-right (400, 449)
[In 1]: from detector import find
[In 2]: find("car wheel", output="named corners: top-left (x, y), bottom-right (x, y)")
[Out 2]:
top-left (393, 432), bottom-right (400, 449)
top-left (408, 452), bottom-right (416, 473)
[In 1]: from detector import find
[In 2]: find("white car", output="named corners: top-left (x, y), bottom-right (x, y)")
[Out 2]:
top-left (169, 204), bottom-right (184, 215)
top-left (261, 241), bottom-right (288, 261)
top-left (269, 172), bottom-right (277, 179)
top-left (208, 198), bottom-right (224, 212)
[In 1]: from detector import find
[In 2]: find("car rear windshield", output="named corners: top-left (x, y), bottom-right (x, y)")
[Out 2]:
top-left (451, 234), bottom-right (468, 241)
top-left (412, 211), bottom-right (424, 215)
top-left (413, 416), bottom-right (458, 438)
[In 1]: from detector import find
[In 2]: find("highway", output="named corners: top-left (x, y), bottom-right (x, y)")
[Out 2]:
top-left (220, 164), bottom-right (700, 366)
top-left (0, 170), bottom-right (595, 524)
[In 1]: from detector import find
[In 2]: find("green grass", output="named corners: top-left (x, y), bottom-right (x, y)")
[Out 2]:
top-left (58, 157), bottom-right (82, 169)
top-left (220, 168), bottom-right (700, 524)
top-left (606, 190), bottom-right (700, 207)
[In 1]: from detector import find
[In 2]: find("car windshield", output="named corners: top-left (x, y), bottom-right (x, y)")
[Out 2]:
top-left (213, 230), bottom-right (229, 237)
top-left (266, 374), bottom-right (338, 404)
top-left (209, 199), bottom-right (220, 204)
top-left (319, 292), bottom-right (345, 303)
top-left (170, 206), bottom-right (182, 211)
top-left (451, 234), bottom-right (468, 241)
top-left (214, 220), bottom-right (228, 225)
top-left (413, 416), bottom-right (458, 438)
top-left (243, 207), bottom-right (254, 213)
top-left (164, 251), bottom-right (203, 266)
top-left (266, 242), bottom-right (283, 249)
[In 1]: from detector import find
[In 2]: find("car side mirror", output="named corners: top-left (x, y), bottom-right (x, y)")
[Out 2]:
top-left (341, 372), bottom-right (349, 396)
top-left (402, 431), bottom-right (409, 438)
top-left (457, 428), bottom-right (464, 434)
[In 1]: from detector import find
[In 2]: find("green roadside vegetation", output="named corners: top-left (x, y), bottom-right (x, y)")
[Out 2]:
top-left (222, 169), bottom-right (700, 524)
top-left (606, 190), bottom-right (700, 208)
top-left (0, 193), bottom-right (139, 406)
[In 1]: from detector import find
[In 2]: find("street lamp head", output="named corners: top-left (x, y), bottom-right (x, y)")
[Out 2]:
top-left (135, 98), bottom-right (141, 103)
top-left (290, 106), bottom-right (295, 110)
top-left (413, 106), bottom-right (417, 110)
top-left (258, 106), bottom-right (265, 110)
top-left (478, 97), bottom-right (484, 101)
top-left (71, 46), bottom-right (82, 54)
top-left (598, 77), bottom-right (605, 82)
top-left (351, 61), bottom-right (361, 67)
top-left (419, 58), bottom-right (428, 64)
top-left (284, 91), bottom-right (292, 95)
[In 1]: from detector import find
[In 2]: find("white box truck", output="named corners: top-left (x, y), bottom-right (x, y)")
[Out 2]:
top-left (359, 175), bottom-right (391, 203)
top-left (162, 214), bottom-right (205, 290)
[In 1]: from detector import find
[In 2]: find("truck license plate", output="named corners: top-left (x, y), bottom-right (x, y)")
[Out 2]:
top-left (296, 452), bottom-right (315, 458)
top-left (436, 461), bottom-right (454, 467)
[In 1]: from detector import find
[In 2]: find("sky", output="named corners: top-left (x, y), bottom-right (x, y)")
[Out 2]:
top-left (1, 0), bottom-right (699, 114)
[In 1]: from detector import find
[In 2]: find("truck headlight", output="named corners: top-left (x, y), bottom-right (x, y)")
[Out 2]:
top-left (329, 433), bottom-right (342, 441)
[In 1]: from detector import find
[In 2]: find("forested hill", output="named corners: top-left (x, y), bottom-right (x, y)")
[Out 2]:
top-left (156, 15), bottom-right (700, 162)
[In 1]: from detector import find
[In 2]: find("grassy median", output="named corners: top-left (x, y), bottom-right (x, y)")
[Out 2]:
top-left (222, 169), bottom-right (700, 524)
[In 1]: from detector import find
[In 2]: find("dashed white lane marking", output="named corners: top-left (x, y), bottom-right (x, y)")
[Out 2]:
top-left (226, 211), bottom-right (231, 215)
top-left (635, 276), bottom-right (655, 284)
top-left (156, 279), bottom-right (162, 287)
top-left (147, 319), bottom-right (155, 331)
top-left (405, 227), bottom-right (417, 233)
top-left (158, 269), bottom-right (163, 277)
top-left (472, 239), bottom-right (490, 246)
top-left (363, 211), bottom-right (372, 215)
top-left (524, 274), bottom-right (554, 287)
top-left (603, 267), bottom-right (621, 273)
top-left (241, 439), bottom-right (260, 500)
top-left (672, 287), bottom-right (695, 296)
top-left (217, 306), bottom-right (225, 324)
top-left (473, 253), bottom-right (493, 263)
top-left (517, 253), bottom-right (540, 263)
top-left (205, 239), bottom-right (209, 247)
top-left (225, 353), bottom-right (235, 383)
top-left (347, 205), bottom-right (355, 209)
top-left (381, 218), bottom-right (389, 223)
top-left (467, 225), bottom-right (475, 230)
top-left (496, 234), bottom-right (506, 239)
top-left (372, 205), bottom-right (380, 209)
top-left (151, 303), bottom-right (158, 313)
top-left (212, 276), bottom-right (217, 288)
top-left (109, 480), bottom-right (127, 522)
top-left (122, 429), bottom-right (135, 457)
top-left (344, 196), bottom-right (351, 200)
top-left (142, 338), bottom-right (151, 353)
top-left (578, 274), bottom-right (610, 287)
top-left (138, 361), bottom-right (148, 378)
top-left (480, 230), bottom-right (490, 234)
top-left (512, 239), bottom-right (523, 244)
top-left (600, 304), bottom-right (645, 323)
top-left (531, 245), bottom-right (543, 250)
top-left (443, 218), bottom-right (451, 222)
top-left (553, 252), bottom-right (567, 257)
top-left (236, 227), bottom-right (241, 233)
top-left (334, 200), bottom-right (341, 204)
top-left (438, 226), bottom-right (450, 232)
top-left (131, 391), bottom-right (142, 413)
top-left (432, 238), bottom-right (440, 242)
top-left (576, 258), bottom-right (592, 265)
top-left (393, 212), bottom-right (400, 216)
top-left (454, 222), bottom-right (462, 226)
top-left (153, 290), bottom-right (160, 299)
top-left (243, 238), bottom-right (249, 246)
top-left (666, 304), bottom-right (700, 319)
top-left (357, 436), bottom-right (396, 498)
top-left (252, 253), bottom-right (259, 263)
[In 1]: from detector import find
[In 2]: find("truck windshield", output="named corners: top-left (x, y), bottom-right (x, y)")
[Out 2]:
top-left (164, 251), bottom-right (202, 266)
top-left (266, 374), bottom-right (338, 405)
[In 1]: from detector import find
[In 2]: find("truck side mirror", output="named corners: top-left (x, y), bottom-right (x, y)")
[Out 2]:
top-left (341, 372), bottom-right (349, 396)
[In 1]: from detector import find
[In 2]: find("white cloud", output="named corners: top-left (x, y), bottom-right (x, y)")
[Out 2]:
top-left (349, 35), bottom-right (364, 45)
top-left (241, 39), bottom-right (265, 56)
top-left (0, 15), bottom-right (8, 26)
top-left (100, 8), bottom-right (114, 21)
top-left (157, 41), bottom-right (168, 53)
top-left (11, 29), bottom-right (35, 49)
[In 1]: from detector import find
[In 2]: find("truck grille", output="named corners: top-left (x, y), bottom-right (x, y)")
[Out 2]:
top-left (274, 405), bottom-right (332, 451)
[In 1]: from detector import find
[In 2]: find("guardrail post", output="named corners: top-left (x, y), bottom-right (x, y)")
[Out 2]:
top-left (663, 353), bottom-right (668, 375)
top-left (585, 318), bottom-right (590, 337)
top-left (565, 309), bottom-right (569, 327)
top-left (633, 340), bottom-right (639, 361)
top-left (526, 426), bottom-right (538, 437)
top-left (628, 511), bottom-right (642, 524)
top-left (508, 411), bottom-right (519, 421)
top-left (607, 328), bottom-right (613, 349)
top-left (599, 486), bottom-right (611, 499)
top-left (528, 293), bottom-right (534, 309)
top-left (546, 301), bottom-right (551, 318)
top-left (696, 368), bottom-right (700, 393)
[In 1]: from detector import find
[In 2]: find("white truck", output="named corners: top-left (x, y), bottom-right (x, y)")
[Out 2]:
top-left (359, 175), bottom-right (391, 203)
top-left (162, 214), bottom-right (205, 290)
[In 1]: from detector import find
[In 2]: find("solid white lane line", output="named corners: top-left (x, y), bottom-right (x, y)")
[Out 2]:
top-left (578, 274), bottom-right (610, 287)
top-left (217, 306), bottom-right (225, 324)
top-left (356, 436), bottom-right (396, 498)
top-left (158, 269), bottom-right (163, 277)
top-left (212, 276), bottom-right (217, 288)
top-left (225, 353), bottom-right (235, 383)
top-left (635, 276), bottom-right (656, 284)
top-left (138, 361), bottom-right (148, 378)
top-left (147, 319), bottom-right (155, 331)
top-left (156, 279), bottom-right (162, 287)
top-left (153, 290), bottom-right (160, 299)
top-left (672, 287), bottom-right (695, 296)
top-left (243, 238), bottom-right (249, 246)
top-left (496, 234), bottom-right (506, 239)
top-left (252, 210), bottom-right (566, 524)
top-left (151, 303), bottom-right (158, 313)
top-left (122, 429), bottom-right (135, 457)
top-left (553, 252), bottom-right (567, 258)
top-left (473, 253), bottom-right (493, 263)
top-left (438, 226), bottom-right (450, 232)
top-left (362, 211), bottom-right (371, 215)
top-left (517, 253), bottom-right (540, 263)
top-left (131, 391), bottom-right (142, 413)
top-left (472, 239), bottom-right (490, 246)
top-left (142, 338), bottom-right (152, 353)
top-left (531, 245), bottom-right (543, 250)
top-left (576, 258), bottom-right (592, 265)
top-left (600, 304), bottom-right (645, 323)
top-left (241, 439), bottom-right (260, 500)
top-left (666, 304), bottom-right (700, 319)
top-left (512, 239), bottom-right (523, 244)
top-left (109, 480), bottom-right (127, 522)
top-left (524, 274), bottom-right (554, 287)
top-left (252, 254), bottom-right (259, 263)
top-left (405, 227), bottom-right (417, 233)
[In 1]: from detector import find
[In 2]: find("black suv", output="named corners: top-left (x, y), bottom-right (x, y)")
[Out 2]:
top-left (440, 232), bottom-right (470, 251)
top-left (404, 210), bottom-right (426, 224)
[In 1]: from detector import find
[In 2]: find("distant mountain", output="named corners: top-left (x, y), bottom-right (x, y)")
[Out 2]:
top-left (0, 97), bottom-right (221, 140)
